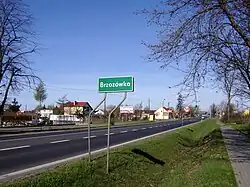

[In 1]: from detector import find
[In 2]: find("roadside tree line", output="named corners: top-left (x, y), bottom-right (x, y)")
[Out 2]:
top-left (139, 0), bottom-right (250, 121)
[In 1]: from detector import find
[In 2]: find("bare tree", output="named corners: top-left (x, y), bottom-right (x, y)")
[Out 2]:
top-left (47, 104), bottom-right (54, 110)
top-left (210, 103), bottom-right (217, 118)
top-left (139, 0), bottom-right (250, 100)
top-left (215, 65), bottom-right (237, 120)
top-left (0, 0), bottom-right (39, 123)
top-left (106, 105), bottom-right (116, 112)
top-left (56, 95), bottom-right (68, 115)
top-left (134, 102), bottom-right (143, 119)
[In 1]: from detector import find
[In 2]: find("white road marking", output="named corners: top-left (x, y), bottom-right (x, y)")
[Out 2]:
top-left (0, 121), bottom-right (200, 181)
top-left (120, 131), bottom-right (128, 133)
top-left (0, 121), bottom-right (174, 143)
top-left (0, 127), bottom-right (113, 143)
top-left (149, 127), bottom-right (153, 128)
top-left (50, 140), bottom-right (70, 144)
top-left (105, 133), bottom-right (114, 135)
top-left (132, 129), bottom-right (138, 132)
top-left (141, 128), bottom-right (146, 130)
top-left (83, 135), bottom-right (96, 139)
top-left (0, 145), bottom-right (30, 151)
top-left (155, 126), bottom-right (158, 127)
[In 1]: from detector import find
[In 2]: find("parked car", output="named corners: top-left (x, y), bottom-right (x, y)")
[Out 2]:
top-left (201, 114), bottom-right (208, 120)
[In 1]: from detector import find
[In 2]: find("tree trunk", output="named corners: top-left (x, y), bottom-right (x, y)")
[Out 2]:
top-left (227, 99), bottom-right (231, 122)
top-left (227, 94), bottom-right (231, 122)
top-left (0, 115), bottom-right (2, 127)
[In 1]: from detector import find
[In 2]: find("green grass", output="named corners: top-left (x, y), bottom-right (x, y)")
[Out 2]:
top-left (230, 123), bottom-right (250, 140)
top-left (2, 120), bottom-right (236, 187)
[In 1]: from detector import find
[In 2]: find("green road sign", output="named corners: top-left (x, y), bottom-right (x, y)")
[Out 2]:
top-left (98, 76), bottom-right (134, 93)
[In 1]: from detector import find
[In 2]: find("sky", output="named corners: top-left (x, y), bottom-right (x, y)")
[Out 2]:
top-left (16, 0), bottom-right (224, 111)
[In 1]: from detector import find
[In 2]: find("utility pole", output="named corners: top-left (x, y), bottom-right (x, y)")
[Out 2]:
top-left (162, 99), bottom-right (165, 120)
top-left (104, 99), bottom-right (106, 113)
top-left (104, 98), bottom-right (107, 119)
top-left (148, 98), bottom-right (151, 110)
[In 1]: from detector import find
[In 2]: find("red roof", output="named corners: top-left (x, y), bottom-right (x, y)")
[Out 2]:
top-left (163, 107), bottom-right (172, 111)
top-left (65, 101), bottom-right (87, 107)
top-left (163, 107), bottom-right (176, 113)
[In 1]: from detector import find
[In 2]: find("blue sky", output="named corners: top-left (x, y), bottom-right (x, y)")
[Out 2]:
top-left (16, 0), bottom-right (224, 110)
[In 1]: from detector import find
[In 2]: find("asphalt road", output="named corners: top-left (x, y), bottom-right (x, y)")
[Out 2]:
top-left (0, 118), bottom-right (199, 176)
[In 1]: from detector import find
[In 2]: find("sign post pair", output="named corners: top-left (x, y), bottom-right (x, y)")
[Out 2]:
top-left (88, 76), bottom-right (134, 174)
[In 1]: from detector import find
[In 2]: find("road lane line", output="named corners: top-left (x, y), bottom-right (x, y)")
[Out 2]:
top-left (0, 121), bottom-right (200, 181)
top-left (132, 129), bottom-right (138, 132)
top-left (50, 140), bottom-right (70, 144)
top-left (149, 127), bottom-right (153, 128)
top-left (120, 130), bottom-right (128, 133)
top-left (105, 133), bottom-right (114, 135)
top-left (83, 135), bottom-right (97, 139)
top-left (141, 128), bottom-right (146, 130)
top-left (0, 120), bottom-right (185, 143)
top-left (0, 145), bottom-right (30, 151)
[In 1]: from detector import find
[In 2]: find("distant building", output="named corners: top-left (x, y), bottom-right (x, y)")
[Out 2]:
top-left (40, 109), bottom-right (53, 118)
top-left (154, 107), bottom-right (174, 120)
top-left (63, 101), bottom-right (92, 115)
top-left (95, 109), bottom-right (105, 116)
top-left (3, 104), bottom-right (11, 111)
top-left (141, 110), bottom-right (155, 120)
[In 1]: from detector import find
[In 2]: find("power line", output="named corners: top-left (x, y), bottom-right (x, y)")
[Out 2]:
top-left (45, 85), bottom-right (96, 92)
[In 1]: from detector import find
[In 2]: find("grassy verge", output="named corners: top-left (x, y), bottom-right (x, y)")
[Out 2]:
top-left (2, 120), bottom-right (236, 187)
top-left (230, 123), bottom-right (250, 140)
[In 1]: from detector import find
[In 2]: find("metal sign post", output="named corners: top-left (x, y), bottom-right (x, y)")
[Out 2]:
top-left (95, 76), bottom-right (134, 174)
top-left (106, 92), bottom-right (127, 174)
top-left (88, 93), bottom-right (107, 162)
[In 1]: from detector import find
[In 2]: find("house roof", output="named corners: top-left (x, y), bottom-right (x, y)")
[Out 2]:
top-left (163, 107), bottom-right (172, 111)
top-left (65, 101), bottom-right (88, 107)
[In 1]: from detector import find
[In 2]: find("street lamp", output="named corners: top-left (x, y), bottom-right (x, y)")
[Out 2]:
top-left (162, 99), bottom-right (166, 120)
top-left (162, 99), bottom-right (166, 107)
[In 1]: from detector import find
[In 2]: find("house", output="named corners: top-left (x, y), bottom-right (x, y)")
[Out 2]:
top-left (63, 101), bottom-right (93, 115)
top-left (3, 104), bottom-right (11, 111)
top-left (95, 109), bottom-right (105, 116)
top-left (154, 107), bottom-right (174, 120)
top-left (141, 110), bottom-right (156, 120)
top-left (40, 109), bottom-right (53, 118)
